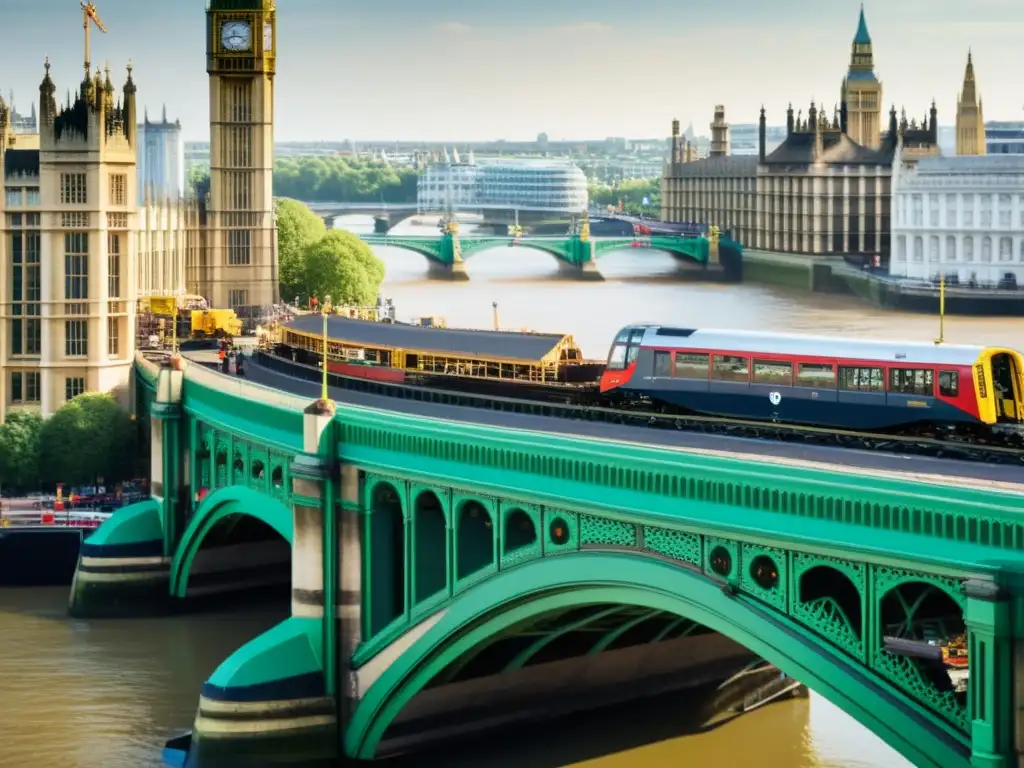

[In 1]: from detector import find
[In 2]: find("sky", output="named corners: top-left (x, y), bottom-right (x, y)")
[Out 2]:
top-left (1, 0), bottom-right (1022, 142)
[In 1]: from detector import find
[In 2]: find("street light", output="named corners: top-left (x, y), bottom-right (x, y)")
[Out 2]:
top-left (321, 294), bottom-right (332, 403)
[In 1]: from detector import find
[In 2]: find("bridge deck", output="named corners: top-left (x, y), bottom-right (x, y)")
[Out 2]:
top-left (284, 315), bottom-right (573, 365)
top-left (221, 352), bottom-right (1024, 489)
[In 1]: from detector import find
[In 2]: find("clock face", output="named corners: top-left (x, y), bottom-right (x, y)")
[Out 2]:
top-left (221, 21), bottom-right (252, 52)
top-left (263, 22), bottom-right (272, 51)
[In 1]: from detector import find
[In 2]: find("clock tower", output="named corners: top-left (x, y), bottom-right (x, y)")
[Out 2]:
top-left (205, 0), bottom-right (278, 312)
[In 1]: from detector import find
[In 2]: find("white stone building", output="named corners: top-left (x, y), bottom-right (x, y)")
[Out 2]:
top-left (890, 153), bottom-right (1024, 285)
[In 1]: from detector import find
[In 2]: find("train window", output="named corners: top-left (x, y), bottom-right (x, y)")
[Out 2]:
top-left (674, 352), bottom-right (710, 379)
top-left (890, 368), bottom-right (934, 396)
top-left (653, 351), bottom-right (672, 377)
top-left (615, 329), bottom-right (632, 343)
top-left (629, 330), bottom-right (646, 344)
top-left (607, 344), bottom-right (627, 370)
top-left (712, 355), bottom-right (749, 383)
top-left (795, 363), bottom-right (836, 388)
top-left (838, 366), bottom-right (884, 392)
top-left (626, 345), bottom-right (641, 365)
top-left (753, 359), bottom-right (793, 385)
top-left (938, 370), bottom-right (959, 397)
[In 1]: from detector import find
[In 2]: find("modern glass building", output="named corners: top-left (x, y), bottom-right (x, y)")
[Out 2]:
top-left (417, 159), bottom-right (588, 213)
top-left (986, 122), bottom-right (1024, 155)
top-left (137, 109), bottom-right (185, 203)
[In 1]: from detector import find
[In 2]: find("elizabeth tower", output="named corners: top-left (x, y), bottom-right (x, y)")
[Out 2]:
top-left (205, 0), bottom-right (278, 312)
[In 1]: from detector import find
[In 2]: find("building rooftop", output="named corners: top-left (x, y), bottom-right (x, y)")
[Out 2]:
top-left (912, 155), bottom-right (1024, 174)
top-left (664, 155), bottom-right (759, 178)
top-left (285, 315), bottom-right (572, 364)
top-left (3, 149), bottom-right (40, 178)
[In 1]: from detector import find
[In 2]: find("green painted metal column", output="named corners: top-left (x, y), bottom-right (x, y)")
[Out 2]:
top-left (964, 578), bottom-right (1014, 768)
top-left (151, 365), bottom-right (185, 557)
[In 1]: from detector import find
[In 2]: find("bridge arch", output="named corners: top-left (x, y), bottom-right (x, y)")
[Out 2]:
top-left (169, 485), bottom-right (294, 598)
top-left (347, 553), bottom-right (967, 768)
top-left (459, 239), bottom-right (574, 264)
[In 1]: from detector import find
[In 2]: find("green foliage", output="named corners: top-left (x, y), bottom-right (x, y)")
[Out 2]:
top-left (187, 157), bottom-right (421, 204)
top-left (275, 198), bottom-right (327, 302)
top-left (0, 412), bottom-right (43, 492)
top-left (588, 178), bottom-right (660, 215)
top-left (187, 164), bottom-right (210, 196)
top-left (274, 156), bottom-right (419, 203)
top-left (299, 230), bottom-right (385, 307)
top-left (38, 394), bottom-right (138, 488)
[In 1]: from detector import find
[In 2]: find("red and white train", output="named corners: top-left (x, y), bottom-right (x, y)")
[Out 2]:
top-left (598, 326), bottom-right (1024, 433)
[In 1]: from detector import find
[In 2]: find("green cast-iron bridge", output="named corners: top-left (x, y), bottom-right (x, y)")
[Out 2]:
top-left (357, 231), bottom-right (743, 280)
top-left (69, 352), bottom-right (1024, 766)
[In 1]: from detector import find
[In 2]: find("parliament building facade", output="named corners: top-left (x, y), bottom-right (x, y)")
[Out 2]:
top-left (0, 0), bottom-right (279, 422)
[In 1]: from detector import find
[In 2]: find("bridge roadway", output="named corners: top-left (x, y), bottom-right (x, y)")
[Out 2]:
top-left (226, 352), bottom-right (1024, 489)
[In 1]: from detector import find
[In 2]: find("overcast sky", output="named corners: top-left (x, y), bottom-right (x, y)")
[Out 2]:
top-left (1, 0), bottom-right (1021, 141)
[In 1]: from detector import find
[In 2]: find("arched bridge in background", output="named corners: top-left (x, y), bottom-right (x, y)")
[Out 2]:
top-left (68, 352), bottom-right (1024, 767)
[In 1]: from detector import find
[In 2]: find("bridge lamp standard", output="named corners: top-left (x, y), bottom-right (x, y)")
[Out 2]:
top-left (321, 295), bottom-right (332, 404)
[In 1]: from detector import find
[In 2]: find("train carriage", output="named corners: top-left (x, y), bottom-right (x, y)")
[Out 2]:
top-left (599, 326), bottom-right (1024, 433)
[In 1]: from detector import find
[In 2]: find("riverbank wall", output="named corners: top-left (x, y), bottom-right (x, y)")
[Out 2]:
top-left (742, 250), bottom-right (1024, 316)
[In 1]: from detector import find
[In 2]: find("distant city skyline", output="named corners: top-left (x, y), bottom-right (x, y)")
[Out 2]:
top-left (1, 0), bottom-right (1023, 142)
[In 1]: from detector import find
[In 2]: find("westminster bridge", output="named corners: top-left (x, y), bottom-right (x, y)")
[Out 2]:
top-left (67, 352), bottom-right (1024, 767)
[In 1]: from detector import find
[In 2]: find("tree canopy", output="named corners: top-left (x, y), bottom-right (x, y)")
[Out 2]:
top-left (188, 156), bottom-right (420, 204)
top-left (299, 230), bottom-right (385, 307)
top-left (589, 178), bottom-right (660, 215)
top-left (37, 394), bottom-right (139, 488)
top-left (0, 412), bottom-right (43, 493)
top-left (0, 394), bottom-right (142, 493)
top-left (275, 198), bottom-right (327, 302)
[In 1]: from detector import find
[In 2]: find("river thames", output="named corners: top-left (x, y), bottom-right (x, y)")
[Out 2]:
top-left (2, 217), bottom-right (1017, 766)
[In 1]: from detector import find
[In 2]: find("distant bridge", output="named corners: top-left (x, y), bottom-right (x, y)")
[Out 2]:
top-left (304, 201), bottom-right (708, 237)
top-left (357, 231), bottom-right (742, 281)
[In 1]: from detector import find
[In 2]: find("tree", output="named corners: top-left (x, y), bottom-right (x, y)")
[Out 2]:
top-left (38, 394), bottom-right (137, 488)
top-left (0, 412), bottom-right (43, 493)
top-left (299, 230), bottom-right (385, 307)
top-left (275, 198), bottom-right (327, 302)
top-left (187, 165), bottom-right (210, 197)
top-left (588, 178), bottom-right (661, 214)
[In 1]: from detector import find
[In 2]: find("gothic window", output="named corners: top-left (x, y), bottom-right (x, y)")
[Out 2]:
top-left (945, 235), bottom-right (956, 262)
top-left (64, 233), bottom-right (88, 315)
top-left (929, 235), bottom-right (940, 262)
top-left (981, 236), bottom-right (992, 262)
top-left (59, 174), bottom-right (87, 205)
top-left (109, 174), bottom-right (127, 207)
top-left (913, 236), bottom-right (924, 262)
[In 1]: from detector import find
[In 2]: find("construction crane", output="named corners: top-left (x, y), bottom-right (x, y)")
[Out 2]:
top-left (81, 2), bottom-right (107, 77)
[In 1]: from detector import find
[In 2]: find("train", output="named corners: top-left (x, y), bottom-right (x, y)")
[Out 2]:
top-left (599, 326), bottom-right (1024, 435)
top-left (268, 314), bottom-right (1024, 440)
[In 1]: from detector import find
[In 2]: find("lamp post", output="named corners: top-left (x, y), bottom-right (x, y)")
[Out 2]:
top-left (321, 294), bottom-right (332, 403)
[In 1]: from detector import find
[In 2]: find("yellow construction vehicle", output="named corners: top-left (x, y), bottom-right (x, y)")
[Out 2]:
top-left (190, 308), bottom-right (243, 339)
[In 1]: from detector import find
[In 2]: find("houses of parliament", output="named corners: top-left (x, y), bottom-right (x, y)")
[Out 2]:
top-left (0, 1), bottom-right (278, 422)
top-left (660, 8), bottom-right (987, 262)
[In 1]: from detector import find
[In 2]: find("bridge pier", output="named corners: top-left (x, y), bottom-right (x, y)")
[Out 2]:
top-left (68, 365), bottom-right (186, 618)
top-left (190, 400), bottom-right (342, 764)
top-left (557, 258), bottom-right (603, 281)
top-left (427, 259), bottom-right (469, 281)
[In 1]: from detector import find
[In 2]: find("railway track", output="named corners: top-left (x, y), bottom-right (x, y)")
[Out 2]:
top-left (252, 351), bottom-right (1024, 467)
